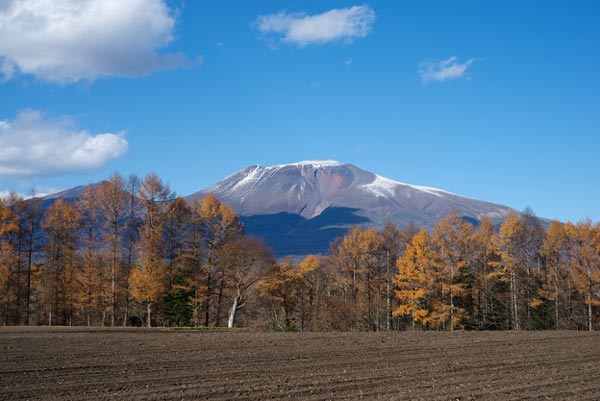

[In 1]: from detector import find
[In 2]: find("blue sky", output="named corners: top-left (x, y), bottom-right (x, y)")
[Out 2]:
top-left (0, 0), bottom-right (599, 222)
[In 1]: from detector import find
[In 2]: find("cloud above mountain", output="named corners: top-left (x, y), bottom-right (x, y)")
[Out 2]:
top-left (0, 110), bottom-right (128, 176)
top-left (0, 0), bottom-right (198, 83)
top-left (255, 5), bottom-right (376, 47)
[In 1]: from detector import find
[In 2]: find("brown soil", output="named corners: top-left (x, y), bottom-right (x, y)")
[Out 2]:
top-left (1, 327), bottom-right (599, 400)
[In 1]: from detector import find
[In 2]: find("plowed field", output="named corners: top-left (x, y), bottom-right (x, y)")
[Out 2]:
top-left (1, 327), bottom-right (599, 400)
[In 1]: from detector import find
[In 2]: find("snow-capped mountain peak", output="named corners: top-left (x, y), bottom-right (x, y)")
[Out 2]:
top-left (188, 160), bottom-right (512, 226)
top-left (274, 160), bottom-right (343, 169)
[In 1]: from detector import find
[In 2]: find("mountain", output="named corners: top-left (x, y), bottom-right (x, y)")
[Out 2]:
top-left (187, 161), bottom-right (515, 255)
top-left (40, 182), bottom-right (105, 209)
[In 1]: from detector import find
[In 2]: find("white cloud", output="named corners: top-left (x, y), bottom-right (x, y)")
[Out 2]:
top-left (0, 110), bottom-right (128, 176)
top-left (0, 0), bottom-right (198, 83)
top-left (419, 56), bottom-right (476, 84)
top-left (255, 5), bottom-right (375, 47)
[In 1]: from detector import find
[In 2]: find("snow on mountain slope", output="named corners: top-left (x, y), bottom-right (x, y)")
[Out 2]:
top-left (187, 160), bottom-right (513, 231)
top-left (36, 160), bottom-right (517, 256)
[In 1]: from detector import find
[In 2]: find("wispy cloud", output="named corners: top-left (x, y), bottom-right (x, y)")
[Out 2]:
top-left (418, 56), bottom-right (476, 84)
top-left (255, 5), bottom-right (376, 48)
top-left (0, 0), bottom-right (200, 84)
top-left (0, 110), bottom-right (128, 177)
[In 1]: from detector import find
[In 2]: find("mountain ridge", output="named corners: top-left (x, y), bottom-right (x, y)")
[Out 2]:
top-left (39, 160), bottom-right (518, 255)
top-left (185, 160), bottom-right (515, 255)
top-left (187, 160), bottom-right (513, 224)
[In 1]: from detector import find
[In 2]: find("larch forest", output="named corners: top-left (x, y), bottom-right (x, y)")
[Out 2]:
top-left (0, 172), bottom-right (599, 332)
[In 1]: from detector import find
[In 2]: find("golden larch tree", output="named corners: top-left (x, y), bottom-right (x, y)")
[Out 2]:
top-left (258, 257), bottom-right (301, 330)
top-left (471, 218), bottom-right (501, 329)
top-left (196, 194), bottom-right (243, 327)
top-left (78, 185), bottom-right (105, 326)
top-left (97, 173), bottom-right (128, 326)
top-left (429, 213), bottom-right (473, 331)
top-left (496, 214), bottom-right (523, 330)
top-left (0, 199), bottom-right (17, 324)
top-left (41, 199), bottom-right (81, 326)
top-left (129, 173), bottom-right (172, 327)
top-left (393, 230), bottom-right (430, 329)
top-left (565, 221), bottom-right (600, 331)
top-left (536, 221), bottom-right (570, 329)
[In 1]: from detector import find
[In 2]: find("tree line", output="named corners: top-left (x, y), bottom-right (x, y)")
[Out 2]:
top-left (0, 173), bottom-right (598, 331)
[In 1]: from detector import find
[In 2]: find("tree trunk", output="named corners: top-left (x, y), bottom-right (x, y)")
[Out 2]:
top-left (204, 270), bottom-right (212, 326)
top-left (147, 303), bottom-right (152, 328)
top-left (525, 265), bottom-right (531, 330)
top-left (16, 231), bottom-right (22, 324)
top-left (386, 251), bottom-right (392, 331)
top-left (555, 280), bottom-right (560, 330)
top-left (111, 237), bottom-right (117, 327)
top-left (450, 263), bottom-right (454, 332)
top-left (192, 285), bottom-right (199, 327)
top-left (482, 255), bottom-right (488, 329)
top-left (216, 265), bottom-right (226, 327)
top-left (510, 269), bottom-right (519, 330)
top-left (588, 266), bottom-right (593, 332)
top-left (588, 300), bottom-right (592, 332)
top-left (228, 295), bottom-right (240, 328)
top-left (352, 259), bottom-right (357, 330)
top-left (26, 240), bottom-right (32, 325)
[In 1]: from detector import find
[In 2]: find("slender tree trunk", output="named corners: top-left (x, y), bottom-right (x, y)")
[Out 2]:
top-left (228, 293), bottom-right (240, 328)
top-left (111, 268), bottom-right (116, 326)
top-left (147, 303), bottom-right (152, 328)
top-left (308, 287), bottom-right (314, 331)
top-left (588, 266), bottom-right (593, 331)
top-left (124, 176), bottom-right (138, 327)
top-left (450, 263), bottom-right (454, 332)
top-left (366, 269), bottom-right (372, 331)
top-left (386, 251), bottom-right (392, 331)
top-left (482, 255), bottom-right (488, 329)
top-left (216, 265), bottom-right (226, 327)
top-left (300, 295), bottom-right (306, 332)
top-left (510, 269), bottom-right (519, 330)
top-left (376, 264), bottom-right (381, 331)
top-left (16, 231), bottom-right (22, 324)
top-left (204, 270), bottom-right (212, 326)
top-left (111, 230), bottom-right (117, 327)
top-left (588, 292), bottom-right (593, 332)
top-left (26, 225), bottom-right (34, 325)
top-left (49, 255), bottom-right (56, 327)
top-left (192, 254), bottom-right (201, 327)
top-left (123, 243), bottom-right (132, 327)
top-left (26, 257), bottom-right (32, 325)
top-left (352, 259), bottom-right (357, 330)
top-left (525, 265), bottom-right (531, 330)
top-left (555, 279), bottom-right (560, 330)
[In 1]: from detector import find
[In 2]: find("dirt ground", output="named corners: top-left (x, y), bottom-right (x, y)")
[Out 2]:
top-left (0, 327), bottom-right (599, 401)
